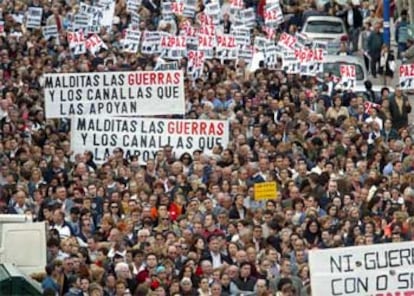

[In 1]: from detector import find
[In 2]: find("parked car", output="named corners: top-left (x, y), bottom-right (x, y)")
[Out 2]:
top-left (319, 55), bottom-right (368, 87)
top-left (301, 16), bottom-right (348, 54)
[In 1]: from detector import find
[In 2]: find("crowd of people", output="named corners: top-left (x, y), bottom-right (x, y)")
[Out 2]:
top-left (0, 0), bottom-right (414, 295)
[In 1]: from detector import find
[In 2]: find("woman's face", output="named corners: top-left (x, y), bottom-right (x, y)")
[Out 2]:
top-left (309, 222), bottom-right (318, 233)
top-left (328, 206), bottom-right (337, 216)
top-left (196, 239), bottom-right (205, 250)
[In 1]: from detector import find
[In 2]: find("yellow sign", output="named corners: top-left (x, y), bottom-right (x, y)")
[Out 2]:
top-left (254, 181), bottom-right (278, 200)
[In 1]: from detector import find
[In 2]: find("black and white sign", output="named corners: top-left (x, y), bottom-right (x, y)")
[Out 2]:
top-left (43, 70), bottom-right (186, 118)
top-left (71, 117), bottom-right (229, 164)
top-left (26, 7), bottom-right (42, 29)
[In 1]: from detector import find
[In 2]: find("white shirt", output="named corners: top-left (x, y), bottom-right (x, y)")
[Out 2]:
top-left (211, 252), bottom-right (222, 269)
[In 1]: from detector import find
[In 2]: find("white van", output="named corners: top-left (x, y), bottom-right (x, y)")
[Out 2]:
top-left (0, 214), bottom-right (47, 275)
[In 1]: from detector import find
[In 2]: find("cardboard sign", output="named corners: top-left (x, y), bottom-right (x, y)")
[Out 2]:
top-left (26, 7), bottom-right (42, 29)
top-left (71, 117), bottom-right (229, 164)
top-left (399, 64), bottom-right (414, 90)
top-left (43, 71), bottom-right (186, 118)
top-left (42, 25), bottom-right (58, 40)
top-left (309, 241), bottom-right (414, 296)
top-left (67, 31), bottom-right (87, 55)
top-left (254, 182), bottom-right (278, 200)
top-left (337, 64), bottom-right (356, 90)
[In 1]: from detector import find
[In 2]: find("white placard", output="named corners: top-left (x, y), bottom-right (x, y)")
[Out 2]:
top-left (26, 7), bottom-right (42, 29)
top-left (42, 25), bottom-right (58, 40)
top-left (205, 3), bottom-right (221, 25)
top-left (183, 0), bottom-right (197, 17)
top-left (336, 64), bottom-right (356, 90)
top-left (73, 13), bottom-right (89, 32)
top-left (71, 117), bottom-right (229, 164)
top-left (85, 34), bottom-right (108, 56)
top-left (277, 32), bottom-right (296, 51)
top-left (154, 59), bottom-right (179, 71)
top-left (198, 34), bottom-right (215, 59)
top-left (79, 2), bottom-right (103, 33)
top-left (309, 241), bottom-right (414, 296)
top-left (216, 34), bottom-right (237, 60)
top-left (187, 50), bottom-right (205, 80)
top-left (160, 35), bottom-right (187, 60)
top-left (127, 0), bottom-right (141, 12)
top-left (282, 51), bottom-right (300, 74)
top-left (43, 71), bottom-right (185, 118)
top-left (399, 64), bottom-right (414, 90)
top-left (141, 31), bottom-right (163, 55)
top-left (295, 48), bottom-right (324, 76)
top-left (67, 31), bottom-right (87, 55)
top-left (123, 29), bottom-right (141, 53)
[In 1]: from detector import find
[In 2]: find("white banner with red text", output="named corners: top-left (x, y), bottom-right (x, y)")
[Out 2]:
top-left (43, 70), bottom-right (185, 118)
top-left (71, 117), bottom-right (230, 163)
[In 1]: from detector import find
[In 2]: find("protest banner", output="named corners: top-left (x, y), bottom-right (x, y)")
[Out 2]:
top-left (26, 7), bottom-right (42, 29)
top-left (254, 182), bottom-right (278, 200)
top-left (43, 70), bottom-right (185, 118)
top-left (399, 64), bottom-right (414, 90)
top-left (336, 64), bottom-right (356, 90)
top-left (67, 31), bottom-right (87, 55)
top-left (309, 241), bottom-right (414, 296)
top-left (79, 2), bottom-right (103, 33)
top-left (42, 25), bottom-right (58, 40)
top-left (71, 117), bottom-right (229, 164)
top-left (85, 34), bottom-right (108, 56)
